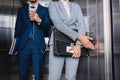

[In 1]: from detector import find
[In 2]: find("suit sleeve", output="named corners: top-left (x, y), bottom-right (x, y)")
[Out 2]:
top-left (48, 2), bottom-right (79, 41)
top-left (14, 8), bottom-right (22, 38)
top-left (76, 4), bottom-right (86, 45)
top-left (39, 8), bottom-right (51, 33)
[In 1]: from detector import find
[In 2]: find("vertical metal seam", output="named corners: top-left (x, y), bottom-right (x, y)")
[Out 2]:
top-left (103, 0), bottom-right (113, 80)
top-left (86, 0), bottom-right (91, 79)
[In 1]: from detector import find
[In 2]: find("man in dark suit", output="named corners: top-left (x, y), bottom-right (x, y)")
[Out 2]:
top-left (14, 0), bottom-right (51, 80)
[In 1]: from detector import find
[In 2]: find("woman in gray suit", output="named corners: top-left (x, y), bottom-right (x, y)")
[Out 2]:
top-left (48, 0), bottom-right (94, 80)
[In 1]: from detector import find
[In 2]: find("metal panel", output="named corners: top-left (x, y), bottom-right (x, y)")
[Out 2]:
top-left (0, 0), bottom-right (22, 80)
top-left (103, 0), bottom-right (113, 80)
top-left (112, 0), bottom-right (120, 80)
top-left (76, 0), bottom-right (112, 80)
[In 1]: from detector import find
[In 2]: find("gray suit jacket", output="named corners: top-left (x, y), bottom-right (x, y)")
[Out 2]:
top-left (48, 1), bottom-right (86, 45)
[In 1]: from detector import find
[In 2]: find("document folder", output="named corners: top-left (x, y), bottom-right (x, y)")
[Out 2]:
top-left (8, 38), bottom-right (19, 55)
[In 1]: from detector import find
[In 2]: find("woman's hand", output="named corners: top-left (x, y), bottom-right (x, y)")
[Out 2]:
top-left (77, 35), bottom-right (95, 50)
top-left (69, 44), bottom-right (81, 58)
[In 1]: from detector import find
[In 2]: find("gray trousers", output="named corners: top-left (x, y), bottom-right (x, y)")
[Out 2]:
top-left (48, 46), bottom-right (79, 80)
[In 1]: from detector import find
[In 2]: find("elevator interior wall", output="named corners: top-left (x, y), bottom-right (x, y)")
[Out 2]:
top-left (111, 0), bottom-right (120, 80)
top-left (0, 0), bottom-right (114, 80)
top-left (76, 0), bottom-right (105, 80)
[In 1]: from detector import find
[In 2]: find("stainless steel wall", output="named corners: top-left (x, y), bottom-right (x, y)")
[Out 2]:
top-left (76, 0), bottom-right (105, 80)
top-left (0, 0), bottom-right (117, 80)
top-left (0, 0), bottom-right (24, 80)
top-left (112, 0), bottom-right (120, 80)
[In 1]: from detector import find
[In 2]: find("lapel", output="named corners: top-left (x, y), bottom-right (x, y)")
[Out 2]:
top-left (23, 5), bottom-right (33, 27)
top-left (69, 2), bottom-right (73, 20)
top-left (36, 4), bottom-right (42, 14)
top-left (57, 1), bottom-right (73, 22)
top-left (58, 1), bottom-right (69, 20)
top-left (36, 4), bottom-right (44, 21)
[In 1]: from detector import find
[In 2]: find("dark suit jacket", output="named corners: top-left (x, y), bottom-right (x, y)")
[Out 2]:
top-left (14, 4), bottom-right (51, 51)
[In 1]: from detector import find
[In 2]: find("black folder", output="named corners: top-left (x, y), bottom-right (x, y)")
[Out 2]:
top-left (54, 29), bottom-right (90, 57)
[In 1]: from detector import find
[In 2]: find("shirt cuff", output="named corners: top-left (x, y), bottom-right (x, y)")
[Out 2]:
top-left (37, 19), bottom-right (42, 25)
top-left (37, 22), bottom-right (41, 25)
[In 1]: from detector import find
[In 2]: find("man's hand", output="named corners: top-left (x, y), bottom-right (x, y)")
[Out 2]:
top-left (77, 35), bottom-right (95, 50)
top-left (69, 45), bottom-right (81, 58)
top-left (29, 10), bottom-right (42, 23)
top-left (14, 51), bottom-right (18, 56)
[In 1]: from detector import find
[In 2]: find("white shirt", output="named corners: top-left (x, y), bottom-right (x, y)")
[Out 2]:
top-left (60, 0), bottom-right (70, 18)
top-left (29, 2), bottom-right (38, 11)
